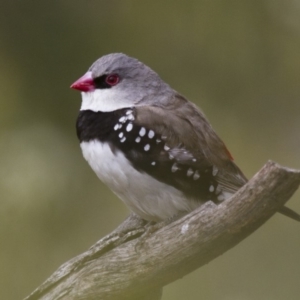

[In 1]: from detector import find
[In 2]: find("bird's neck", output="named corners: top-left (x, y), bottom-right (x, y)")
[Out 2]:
top-left (80, 89), bottom-right (135, 112)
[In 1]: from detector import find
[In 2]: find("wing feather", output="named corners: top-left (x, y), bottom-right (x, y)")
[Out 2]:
top-left (132, 93), bottom-right (247, 199)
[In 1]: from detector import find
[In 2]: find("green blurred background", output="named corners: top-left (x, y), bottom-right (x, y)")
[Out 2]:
top-left (1, 1), bottom-right (300, 299)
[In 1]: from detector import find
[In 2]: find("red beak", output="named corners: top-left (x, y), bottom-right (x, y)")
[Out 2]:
top-left (70, 71), bottom-right (95, 92)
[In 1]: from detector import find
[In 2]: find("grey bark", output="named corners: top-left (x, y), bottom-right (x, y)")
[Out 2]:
top-left (24, 161), bottom-right (300, 300)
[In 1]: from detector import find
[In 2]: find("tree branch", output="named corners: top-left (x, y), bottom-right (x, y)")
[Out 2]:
top-left (24, 161), bottom-right (300, 300)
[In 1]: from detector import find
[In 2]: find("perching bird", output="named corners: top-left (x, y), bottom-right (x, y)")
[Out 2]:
top-left (71, 53), bottom-right (300, 222)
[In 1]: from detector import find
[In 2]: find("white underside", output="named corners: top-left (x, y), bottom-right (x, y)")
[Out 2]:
top-left (80, 140), bottom-right (201, 221)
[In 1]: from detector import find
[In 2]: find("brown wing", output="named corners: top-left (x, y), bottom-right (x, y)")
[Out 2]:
top-left (134, 93), bottom-right (248, 196)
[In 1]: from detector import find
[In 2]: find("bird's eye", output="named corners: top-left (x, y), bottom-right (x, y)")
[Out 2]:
top-left (105, 74), bottom-right (120, 86)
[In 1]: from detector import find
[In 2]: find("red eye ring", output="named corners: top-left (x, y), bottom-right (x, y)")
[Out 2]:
top-left (105, 74), bottom-right (120, 86)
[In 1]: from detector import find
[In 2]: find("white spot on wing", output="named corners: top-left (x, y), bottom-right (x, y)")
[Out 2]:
top-left (151, 161), bottom-right (156, 166)
top-left (139, 127), bottom-right (146, 137)
top-left (144, 144), bottom-right (150, 151)
top-left (114, 124), bottom-right (119, 131)
top-left (171, 163), bottom-right (179, 172)
top-left (164, 145), bottom-right (170, 151)
top-left (193, 170), bottom-right (200, 180)
top-left (148, 130), bottom-right (155, 139)
top-left (156, 139), bottom-right (161, 143)
top-left (119, 116), bottom-right (126, 123)
top-left (187, 168), bottom-right (193, 177)
top-left (127, 114), bottom-right (135, 121)
top-left (135, 137), bottom-right (141, 143)
top-left (209, 185), bottom-right (215, 192)
top-left (119, 132), bottom-right (124, 138)
top-left (120, 137), bottom-right (126, 143)
top-left (126, 123), bottom-right (133, 132)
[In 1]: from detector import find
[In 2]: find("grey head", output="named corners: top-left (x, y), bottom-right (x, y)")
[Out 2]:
top-left (89, 53), bottom-right (151, 80)
top-left (72, 53), bottom-right (175, 112)
top-left (89, 53), bottom-right (166, 91)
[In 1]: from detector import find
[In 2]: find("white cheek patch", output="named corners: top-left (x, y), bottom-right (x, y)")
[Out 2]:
top-left (80, 89), bottom-right (132, 112)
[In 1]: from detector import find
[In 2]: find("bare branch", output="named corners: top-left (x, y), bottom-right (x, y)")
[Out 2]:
top-left (24, 161), bottom-right (300, 300)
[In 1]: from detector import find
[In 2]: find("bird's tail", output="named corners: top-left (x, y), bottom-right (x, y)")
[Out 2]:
top-left (279, 206), bottom-right (300, 222)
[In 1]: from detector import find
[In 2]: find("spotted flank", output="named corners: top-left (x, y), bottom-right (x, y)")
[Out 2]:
top-left (76, 107), bottom-right (240, 204)
top-left (110, 111), bottom-right (232, 202)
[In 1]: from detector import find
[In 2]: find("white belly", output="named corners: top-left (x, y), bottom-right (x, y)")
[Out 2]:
top-left (80, 140), bottom-right (200, 221)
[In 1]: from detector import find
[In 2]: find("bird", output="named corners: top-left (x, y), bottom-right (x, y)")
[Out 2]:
top-left (71, 53), bottom-right (300, 223)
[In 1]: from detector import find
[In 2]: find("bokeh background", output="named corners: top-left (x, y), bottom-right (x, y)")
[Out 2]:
top-left (1, 1), bottom-right (300, 299)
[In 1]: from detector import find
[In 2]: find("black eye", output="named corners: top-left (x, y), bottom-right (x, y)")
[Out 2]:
top-left (105, 74), bottom-right (120, 86)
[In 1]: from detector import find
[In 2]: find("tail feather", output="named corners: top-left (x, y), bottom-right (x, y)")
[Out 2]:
top-left (278, 206), bottom-right (300, 222)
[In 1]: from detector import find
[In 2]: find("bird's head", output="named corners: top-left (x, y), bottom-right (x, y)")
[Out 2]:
top-left (71, 53), bottom-right (172, 112)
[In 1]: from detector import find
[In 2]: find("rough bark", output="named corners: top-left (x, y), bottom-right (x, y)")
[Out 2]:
top-left (24, 161), bottom-right (300, 300)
